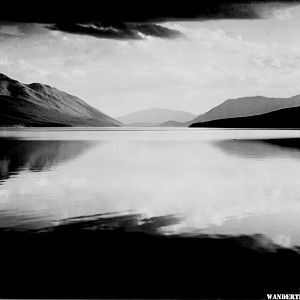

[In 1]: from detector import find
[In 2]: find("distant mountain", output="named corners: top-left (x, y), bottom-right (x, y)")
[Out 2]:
top-left (117, 108), bottom-right (197, 126)
top-left (159, 120), bottom-right (185, 127)
top-left (189, 95), bottom-right (300, 126)
top-left (190, 105), bottom-right (300, 128)
top-left (123, 122), bottom-right (158, 127)
top-left (0, 73), bottom-right (122, 127)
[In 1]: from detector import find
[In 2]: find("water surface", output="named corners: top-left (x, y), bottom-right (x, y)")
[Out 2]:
top-left (1, 128), bottom-right (300, 248)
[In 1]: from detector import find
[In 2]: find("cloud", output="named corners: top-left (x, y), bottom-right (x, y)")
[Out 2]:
top-left (258, 2), bottom-right (299, 20)
top-left (0, 22), bottom-right (52, 41)
top-left (0, 0), bottom-right (300, 24)
top-left (0, 1), bottom-right (299, 40)
top-left (2, 13), bottom-right (300, 115)
top-left (0, 1), bottom-right (299, 23)
top-left (273, 7), bottom-right (294, 20)
top-left (0, 25), bottom-right (23, 36)
top-left (48, 22), bottom-right (182, 40)
top-left (0, 56), bottom-right (10, 66)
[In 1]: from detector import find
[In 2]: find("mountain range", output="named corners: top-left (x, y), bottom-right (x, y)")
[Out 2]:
top-left (190, 105), bottom-right (300, 128)
top-left (161, 95), bottom-right (300, 128)
top-left (1, 72), bottom-right (300, 128)
top-left (189, 95), bottom-right (300, 125)
top-left (0, 73), bottom-right (121, 127)
top-left (116, 108), bottom-right (197, 126)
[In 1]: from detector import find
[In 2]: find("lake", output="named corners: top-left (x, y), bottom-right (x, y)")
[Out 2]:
top-left (1, 127), bottom-right (300, 248)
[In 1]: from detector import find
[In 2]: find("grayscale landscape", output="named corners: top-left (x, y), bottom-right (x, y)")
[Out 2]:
top-left (1, 1), bottom-right (300, 299)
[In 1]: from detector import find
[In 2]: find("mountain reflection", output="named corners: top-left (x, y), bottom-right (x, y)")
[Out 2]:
top-left (0, 138), bottom-right (95, 182)
top-left (214, 138), bottom-right (300, 158)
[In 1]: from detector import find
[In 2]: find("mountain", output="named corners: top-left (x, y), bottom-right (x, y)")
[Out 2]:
top-left (0, 73), bottom-right (122, 127)
top-left (190, 105), bottom-right (300, 128)
top-left (189, 95), bottom-right (300, 126)
top-left (116, 108), bottom-right (197, 126)
top-left (159, 120), bottom-right (185, 127)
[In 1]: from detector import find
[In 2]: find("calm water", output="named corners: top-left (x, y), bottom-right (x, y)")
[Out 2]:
top-left (1, 128), bottom-right (300, 247)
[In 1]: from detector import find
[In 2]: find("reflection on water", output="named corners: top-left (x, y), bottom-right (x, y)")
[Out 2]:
top-left (50, 212), bottom-right (182, 235)
top-left (1, 129), bottom-right (300, 249)
top-left (0, 208), bottom-right (52, 231)
top-left (2, 211), bottom-right (300, 299)
top-left (2, 129), bottom-right (300, 298)
top-left (214, 138), bottom-right (300, 159)
top-left (0, 138), bottom-right (95, 182)
top-left (0, 208), bottom-right (293, 253)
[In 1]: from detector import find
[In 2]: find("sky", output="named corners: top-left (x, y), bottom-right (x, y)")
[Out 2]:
top-left (1, 3), bottom-right (300, 117)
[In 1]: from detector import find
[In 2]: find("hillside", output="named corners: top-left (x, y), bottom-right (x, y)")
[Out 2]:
top-left (189, 95), bottom-right (300, 125)
top-left (190, 105), bottom-right (300, 128)
top-left (0, 73), bottom-right (122, 127)
top-left (165, 95), bottom-right (300, 127)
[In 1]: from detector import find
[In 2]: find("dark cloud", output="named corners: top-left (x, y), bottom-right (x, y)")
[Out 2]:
top-left (0, 1), bottom-right (299, 40)
top-left (48, 22), bottom-right (182, 40)
top-left (0, 1), bottom-right (299, 23)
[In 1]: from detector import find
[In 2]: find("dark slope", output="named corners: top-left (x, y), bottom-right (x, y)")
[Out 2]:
top-left (0, 73), bottom-right (122, 127)
top-left (190, 105), bottom-right (300, 128)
